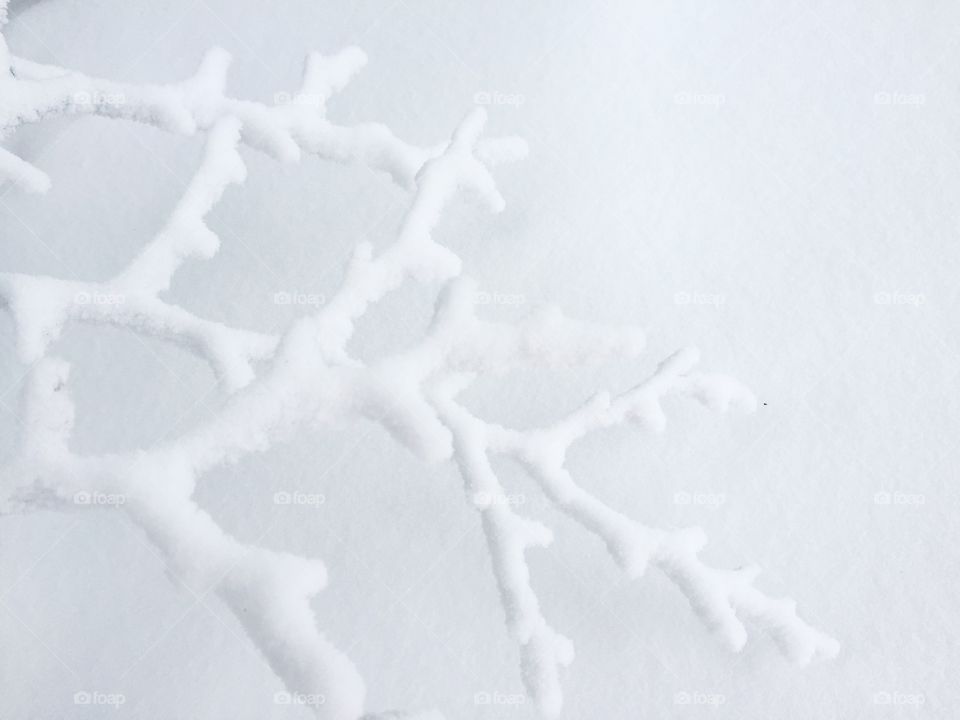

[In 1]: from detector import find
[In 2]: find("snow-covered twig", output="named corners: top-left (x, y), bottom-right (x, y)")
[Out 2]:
top-left (0, 22), bottom-right (838, 720)
top-left (0, 119), bottom-right (278, 390)
top-left (437, 396), bottom-right (574, 717)
top-left (0, 42), bottom-right (521, 193)
top-left (1, 96), bottom-right (528, 719)
top-left (425, 346), bottom-right (837, 716)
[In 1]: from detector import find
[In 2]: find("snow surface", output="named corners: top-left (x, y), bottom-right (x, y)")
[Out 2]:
top-left (1, 1), bottom-right (958, 719)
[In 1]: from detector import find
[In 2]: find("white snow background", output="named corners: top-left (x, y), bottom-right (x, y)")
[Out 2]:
top-left (1, 0), bottom-right (958, 718)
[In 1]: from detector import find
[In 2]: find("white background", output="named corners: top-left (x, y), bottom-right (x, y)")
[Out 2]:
top-left (1, 1), bottom-right (957, 718)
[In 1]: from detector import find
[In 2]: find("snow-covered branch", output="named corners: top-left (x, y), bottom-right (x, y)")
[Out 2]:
top-left (1, 80), bottom-right (528, 719)
top-left (0, 119), bottom-right (276, 390)
top-left (0, 43), bottom-right (522, 193)
top-left (427, 348), bottom-right (838, 715)
top-left (438, 396), bottom-right (574, 717)
top-left (0, 21), bottom-right (838, 720)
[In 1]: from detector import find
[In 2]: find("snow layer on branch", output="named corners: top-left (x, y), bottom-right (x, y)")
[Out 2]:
top-left (431, 348), bottom-right (838, 715)
top-left (0, 118), bottom-right (274, 391)
top-left (306, 109), bottom-right (503, 364)
top-left (1, 42), bottom-right (527, 193)
top-left (300, 46), bottom-right (367, 110)
top-left (5, 359), bottom-right (368, 719)
top-left (0, 25), bottom-right (838, 720)
top-left (440, 398), bottom-right (573, 717)
top-left (0, 85), bottom-right (529, 720)
top-left (122, 479), bottom-right (366, 720)
top-left (114, 117), bottom-right (247, 295)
